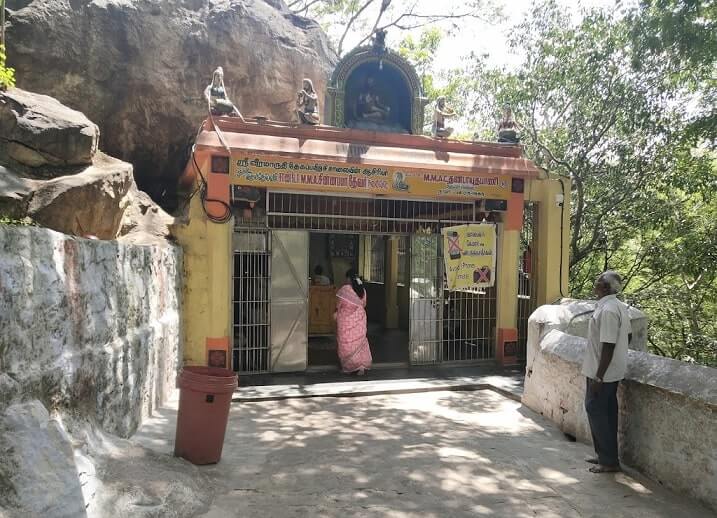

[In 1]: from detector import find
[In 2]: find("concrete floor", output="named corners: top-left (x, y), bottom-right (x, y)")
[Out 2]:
top-left (239, 364), bottom-right (524, 389)
top-left (132, 385), bottom-right (714, 517)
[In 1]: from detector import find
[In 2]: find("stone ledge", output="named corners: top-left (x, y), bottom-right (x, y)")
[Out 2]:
top-left (523, 302), bottom-right (717, 512)
top-left (538, 329), bottom-right (717, 408)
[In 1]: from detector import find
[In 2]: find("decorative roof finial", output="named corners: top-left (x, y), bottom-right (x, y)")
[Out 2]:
top-left (372, 29), bottom-right (387, 55)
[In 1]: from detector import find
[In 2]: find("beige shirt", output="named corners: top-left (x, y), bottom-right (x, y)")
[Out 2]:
top-left (581, 294), bottom-right (631, 382)
top-left (313, 275), bottom-right (331, 286)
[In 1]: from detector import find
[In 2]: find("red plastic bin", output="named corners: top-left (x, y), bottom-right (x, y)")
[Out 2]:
top-left (174, 367), bottom-right (237, 465)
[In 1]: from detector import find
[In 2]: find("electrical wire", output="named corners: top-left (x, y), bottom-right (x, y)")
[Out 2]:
top-left (175, 123), bottom-right (207, 213)
top-left (181, 120), bottom-right (233, 224)
top-left (192, 152), bottom-right (232, 224)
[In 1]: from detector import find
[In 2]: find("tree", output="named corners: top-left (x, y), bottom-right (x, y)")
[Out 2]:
top-left (289, 0), bottom-right (495, 56)
top-left (1, 0), bottom-right (5, 49)
top-left (628, 183), bottom-right (717, 365)
top-left (398, 28), bottom-right (469, 134)
top-left (459, 1), bottom-right (716, 364)
top-left (1, 0), bottom-right (15, 91)
top-left (627, 0), bottom-right (717, 147)
top-left (0, 45), bottom-right (14, 91)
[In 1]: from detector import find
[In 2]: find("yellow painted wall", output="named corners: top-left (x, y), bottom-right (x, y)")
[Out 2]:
top-left (174, 181), bottom-right (233, 366)
top-left (527, 175), bottom-right (571, 305)
top-left (496, 224), bottom-right (520, 330)
top-left (174, 170), bottom-right (569, 368)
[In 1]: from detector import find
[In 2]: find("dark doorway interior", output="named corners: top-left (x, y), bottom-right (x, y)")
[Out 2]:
top-left (307, 232), bottom-right (409, 369)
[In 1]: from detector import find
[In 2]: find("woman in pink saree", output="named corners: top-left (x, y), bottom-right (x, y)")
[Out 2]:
top-left (335, 269), bottom-right (372, 375)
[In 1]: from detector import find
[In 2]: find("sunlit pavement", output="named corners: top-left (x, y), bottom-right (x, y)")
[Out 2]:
top-left (133, 386), bottom-right (714, 517)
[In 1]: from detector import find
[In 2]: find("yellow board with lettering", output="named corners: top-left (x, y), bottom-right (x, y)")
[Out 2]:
top-left (230, 154), bottom-right (511, 200)
top-left (442, 224), bottom-right (497, 290)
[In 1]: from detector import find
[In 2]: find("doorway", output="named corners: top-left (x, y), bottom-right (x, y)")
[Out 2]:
top-left (232, 192), bottom-right (499, 375)
top-left (307, 232), bottom-right (410, 369)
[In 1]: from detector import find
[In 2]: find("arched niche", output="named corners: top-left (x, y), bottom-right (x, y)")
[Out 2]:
top-left (326, 45), bottom-right (427, 135)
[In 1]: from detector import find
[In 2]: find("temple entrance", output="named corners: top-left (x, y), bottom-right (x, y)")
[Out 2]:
top-left (307, 232), bottom-right (410, 370)
top-left (231, 190), bottom-right (499, 375)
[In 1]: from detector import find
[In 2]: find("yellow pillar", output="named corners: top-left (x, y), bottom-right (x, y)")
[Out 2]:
top-left (174, 189), bottom-right (233, 367)
top-left (358, 235), bottom-right (366, 276)
top-left (384, 236), bottom-right (399, 329)
top-left (495, 223), bottom-right (520, 365)
top-left (533, 177), bottom-right (570, 305)
top-left (207, 215), bottom-right (232, 341)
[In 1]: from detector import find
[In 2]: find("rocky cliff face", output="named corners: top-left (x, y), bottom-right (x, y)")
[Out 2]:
top-left (1, 88), bottom-right (174, 242)
top-left (6, 0), bottom-right (336, 206)
top-left (0, 227), bottom-right (190, 517)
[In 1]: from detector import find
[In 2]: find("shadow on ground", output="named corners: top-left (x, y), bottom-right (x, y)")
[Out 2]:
top-left (133, 389), bottom-right (714, 518)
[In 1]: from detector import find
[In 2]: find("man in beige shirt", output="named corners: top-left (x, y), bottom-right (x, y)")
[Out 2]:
top-left (581, 270), bottom-right (632, 473)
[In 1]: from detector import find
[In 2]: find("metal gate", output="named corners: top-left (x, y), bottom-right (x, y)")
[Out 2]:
top-left (517, 203), bottom-right (538, 361)
top-left (409, 233), bottom-right (498, 365)
top-left (442, 284), bottom-right (497, 363)
top-left (267, 191), bottom-right (477, 233)
top-left (409, 234), bottom-right (443, 364)
top-left (233, 190), bottom-right (500, 369)
top-left (232, 230), bottom-right (271, 373)
top-left (270, 230), bottom-right (309, 372)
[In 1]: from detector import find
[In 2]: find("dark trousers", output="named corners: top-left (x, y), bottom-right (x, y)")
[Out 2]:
top-left (584, 379), bottom-right (620, 466)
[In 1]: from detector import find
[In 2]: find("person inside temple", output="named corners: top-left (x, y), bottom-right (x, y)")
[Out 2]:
top-left (296, 78), bottom-right (320, 125)
top-left (312, 265), bottom-right (331, 286)
top-left (204, 66), bottom-right (245, 121)
top-left (356, 76), bottom-right (391, 122)
top-left (497, 104), bottom-right (521, 143)
top-left (433, 96), bottom-right (457, 138)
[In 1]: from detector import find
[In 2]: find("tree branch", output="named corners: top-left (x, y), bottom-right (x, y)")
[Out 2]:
top-left (354, 0), bottom-right (396, 49)
top-left (648, 336), bottom-right (667, 357)
top-left (337, 0), bottom-right (377, 56)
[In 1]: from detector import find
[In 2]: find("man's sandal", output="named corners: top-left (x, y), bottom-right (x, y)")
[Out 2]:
top-left (589, 465), bottom-right (621, 473)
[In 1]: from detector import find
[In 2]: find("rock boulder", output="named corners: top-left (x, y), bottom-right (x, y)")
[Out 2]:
top-left (0, 88), bottom-right (99, 174)
top-left (0, 88), bottom-right (174, 240)
top-left (6, 0), bottom-right (336, 204)
top-left (0, 401), bottom-right (87, 517)
top-left (1, 151), bottom-right (174, 241)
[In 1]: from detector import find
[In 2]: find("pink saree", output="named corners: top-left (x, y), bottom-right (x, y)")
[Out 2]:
top-left (335, 285), bottom-right (372, 373)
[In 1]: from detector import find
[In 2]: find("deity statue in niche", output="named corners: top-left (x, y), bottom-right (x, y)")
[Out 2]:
top-left (432, 96), bottom-right (457, 138)
top-left (204, 66), bottom-right (245, 121)
top-left (296, 78), bottom-right (320, 125)
top-left (497, 104), bottom-right (520, 143)
top-left (356, 76), bottom-right (391, 122)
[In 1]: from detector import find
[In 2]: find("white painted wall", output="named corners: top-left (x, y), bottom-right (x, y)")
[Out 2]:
top-left (0, 226), bottom-right (181, 437)
top-left (522, 302), bottom-right (717, 512)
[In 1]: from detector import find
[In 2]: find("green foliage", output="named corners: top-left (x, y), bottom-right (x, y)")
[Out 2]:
top-left (289, 0), bottom-right (494, 56)
top-left (0, 45), bottom-right (15, 90)
top-left (459, 1), bottom-right (716, 365)
top-left (0, 216), bottom-right (35, 226)
top-left (626, 184), bottom-right (717, 366)
top-left (627, 0), bottom-right (717, 147)
top-left (398, 28), bottom-right (442, 78)
top-left (398, 29), bottom-right (467, 132)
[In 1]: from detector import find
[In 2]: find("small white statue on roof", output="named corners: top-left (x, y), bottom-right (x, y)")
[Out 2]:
top-left (296, 78), bottom-right (320, 125)
top-left (204, 66), bottom-right (245, 121)
top-left (497, 104), bottom-right (520, 144)
top-left (432, 96), bottom-right (457, 138)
